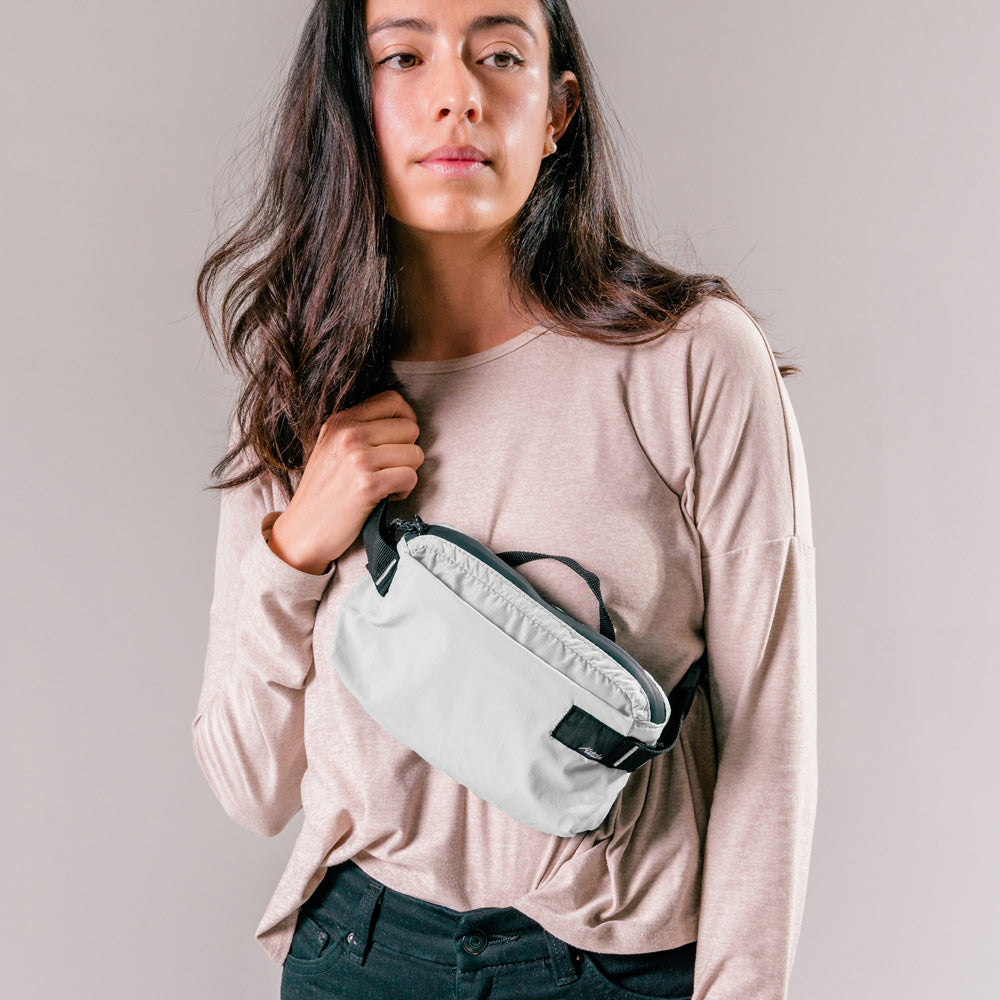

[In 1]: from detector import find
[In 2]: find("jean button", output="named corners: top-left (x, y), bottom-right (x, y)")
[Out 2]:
top-left (461, 929), bottom-right (488, 955)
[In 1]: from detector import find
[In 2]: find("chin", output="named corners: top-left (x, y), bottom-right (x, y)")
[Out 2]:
top-left (397, 214), bottom-right (506, 238)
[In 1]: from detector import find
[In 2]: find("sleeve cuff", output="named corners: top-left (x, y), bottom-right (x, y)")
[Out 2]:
top-left (241, 510), bottom-right (337, 599)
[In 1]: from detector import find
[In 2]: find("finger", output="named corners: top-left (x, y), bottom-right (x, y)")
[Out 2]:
top-left (373, 465), bottom-right (420, 502)
top-left (353, 389), bottom-right (418, 425)
top-left (364, 442), bottom-right (425, 472)
top-left (352, 416), bottom-right (421, 447)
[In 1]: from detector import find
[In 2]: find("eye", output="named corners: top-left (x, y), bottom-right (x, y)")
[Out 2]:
top-left (483, 49), bottom-right (523, 69)
top-left (378, 51), bottom-right (420, 69)
top-left (375, 49), bottom-right (523, 71)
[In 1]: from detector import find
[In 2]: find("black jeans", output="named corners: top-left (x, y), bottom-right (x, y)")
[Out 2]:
top-left (280, 858), bottom-right (695, 1000)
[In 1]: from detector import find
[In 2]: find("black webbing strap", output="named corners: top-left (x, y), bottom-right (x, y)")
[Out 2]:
top-left (495, 550), bottom-right (616, 642)
top-left (550, 650), bottom-right (709, 772)
top-left (362, 497), bottom-right (401, 596)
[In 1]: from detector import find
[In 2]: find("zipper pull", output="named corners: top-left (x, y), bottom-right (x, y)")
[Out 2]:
top-left (389, 514), bottom-right (428, 535)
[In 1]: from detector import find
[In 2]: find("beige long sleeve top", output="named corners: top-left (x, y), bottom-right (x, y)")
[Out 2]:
top-left (192, 295), bottom-right (817, 1000)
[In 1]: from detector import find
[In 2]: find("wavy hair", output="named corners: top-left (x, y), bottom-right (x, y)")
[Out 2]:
top-left (196, 0), bottom-right (800, 498)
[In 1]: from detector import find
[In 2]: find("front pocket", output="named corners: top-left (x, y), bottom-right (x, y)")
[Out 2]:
top-left (579, 942), bottom-right (696, 1000)
top-left (282, 909), bottom-right (350, 975)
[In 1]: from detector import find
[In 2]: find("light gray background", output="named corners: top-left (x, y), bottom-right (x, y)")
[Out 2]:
top-left (2, 1), bottom-right (996, 997)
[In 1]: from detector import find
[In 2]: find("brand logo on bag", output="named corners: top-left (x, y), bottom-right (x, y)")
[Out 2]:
top-left (577, 745), bottom-right (603, 760)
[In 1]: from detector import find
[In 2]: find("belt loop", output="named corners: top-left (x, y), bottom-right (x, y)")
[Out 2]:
top-left (344, 876), bottom-right (386, 966)
top-left (542, 929), bottom-right (581, 986)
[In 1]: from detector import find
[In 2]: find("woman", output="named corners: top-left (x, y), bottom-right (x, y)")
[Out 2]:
top-left (192, 1), bottom-right (817, 998)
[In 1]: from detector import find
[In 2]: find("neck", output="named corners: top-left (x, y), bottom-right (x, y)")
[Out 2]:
top-left (387, 222), bottom-right (539, 362)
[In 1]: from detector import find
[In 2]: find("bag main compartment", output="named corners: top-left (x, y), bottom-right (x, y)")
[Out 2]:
top-left (402, 531), bottom-right (667, 730)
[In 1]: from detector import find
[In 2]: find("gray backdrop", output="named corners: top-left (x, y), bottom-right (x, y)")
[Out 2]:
top-left (2, 1), bottom-right (996, 997)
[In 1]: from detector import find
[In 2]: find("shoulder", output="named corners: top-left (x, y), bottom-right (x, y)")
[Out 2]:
top-left (659, 298), bottom-right (791, 432)
top-left (608, 296), bottom-right (786, 426)
top-left (673, 296), bottom-right (781, 381)
top-left (538, 297), bottom-right (787, 415)
top-left (601, 295), bottom-right (780, 381)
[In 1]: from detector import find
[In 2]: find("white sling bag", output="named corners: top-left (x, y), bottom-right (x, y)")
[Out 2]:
top-left (330, 497), bottom-right (707, 837)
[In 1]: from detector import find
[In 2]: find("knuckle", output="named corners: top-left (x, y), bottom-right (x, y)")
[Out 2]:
top-left (372, 388), bottom-right (400, 407)
top-left (344, 447), bottom-right (370, 475)
top-left (384, 389), bottom-right (413, 414)
top-left (338, 424), bottom-right (364, 450)
top-left (355, 468), bottom-right (381, 497)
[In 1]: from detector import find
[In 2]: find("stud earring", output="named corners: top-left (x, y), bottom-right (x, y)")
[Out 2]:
top-left (544, 138), bottom-right (558, 155)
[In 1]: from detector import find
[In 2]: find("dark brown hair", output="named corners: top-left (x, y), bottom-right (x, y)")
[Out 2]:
top-left (196, 0), bottom-right (800, 498)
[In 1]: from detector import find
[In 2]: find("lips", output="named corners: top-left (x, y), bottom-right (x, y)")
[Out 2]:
top-left (420, 145), bottom-right (489, 163)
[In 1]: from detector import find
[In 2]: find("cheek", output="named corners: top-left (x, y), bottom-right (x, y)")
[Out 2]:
top-left (496, 94), bottom-right (548, 182)
top-left (372, 90), bottom-right (405, 154)
top-left (371, 92), bottom-right (411, 207)
top-left (501, 88), bottom-right (549, 155)
top-left (509, 80), bottom-right (548, 126)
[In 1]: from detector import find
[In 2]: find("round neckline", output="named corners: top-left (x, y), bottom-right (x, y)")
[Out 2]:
top-left (388, 323), bottom-right (549, 374)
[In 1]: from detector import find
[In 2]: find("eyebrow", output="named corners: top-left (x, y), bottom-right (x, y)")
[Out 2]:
top-left (366, 14), bottom-right (538, 45)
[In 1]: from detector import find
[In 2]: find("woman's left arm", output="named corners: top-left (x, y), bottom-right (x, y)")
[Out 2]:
top-left (683, 301), bottom-right (818, 1000)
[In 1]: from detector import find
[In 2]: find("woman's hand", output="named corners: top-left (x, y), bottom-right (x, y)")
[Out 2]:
top-left (267, 389), bottom-right (424, 574)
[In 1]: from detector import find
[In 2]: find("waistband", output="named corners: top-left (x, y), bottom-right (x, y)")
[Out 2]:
top-left (303, 858), bottom-right (570, 972)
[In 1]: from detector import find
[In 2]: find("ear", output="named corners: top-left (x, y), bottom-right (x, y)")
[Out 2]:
top-left (548, 70), bottom-right (581, 144)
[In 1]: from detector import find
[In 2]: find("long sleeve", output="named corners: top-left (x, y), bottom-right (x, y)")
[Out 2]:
top-left (191, 424), bottom-right (336, 837)
top-left (683, 304), bottom-right (818, 999)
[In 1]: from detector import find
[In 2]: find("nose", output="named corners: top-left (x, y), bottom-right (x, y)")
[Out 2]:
top-left (428, 56), bottom-right (482, 123)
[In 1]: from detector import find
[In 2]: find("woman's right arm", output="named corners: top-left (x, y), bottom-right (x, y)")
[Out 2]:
top-left (191, 392), bottom-right (423, 837)
top-left (190, 432), bottom-right (336, 837)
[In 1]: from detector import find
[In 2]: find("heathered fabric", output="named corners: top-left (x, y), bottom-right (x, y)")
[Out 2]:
top-left (192, 295), bottom-right (817, 1000)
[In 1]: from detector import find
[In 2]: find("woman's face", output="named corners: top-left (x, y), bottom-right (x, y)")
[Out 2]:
top-left (365, 0), bottom-right (577, 238)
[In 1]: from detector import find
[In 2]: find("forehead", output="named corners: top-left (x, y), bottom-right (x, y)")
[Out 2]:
top-left (364, 0), bottom-right (546, 41)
